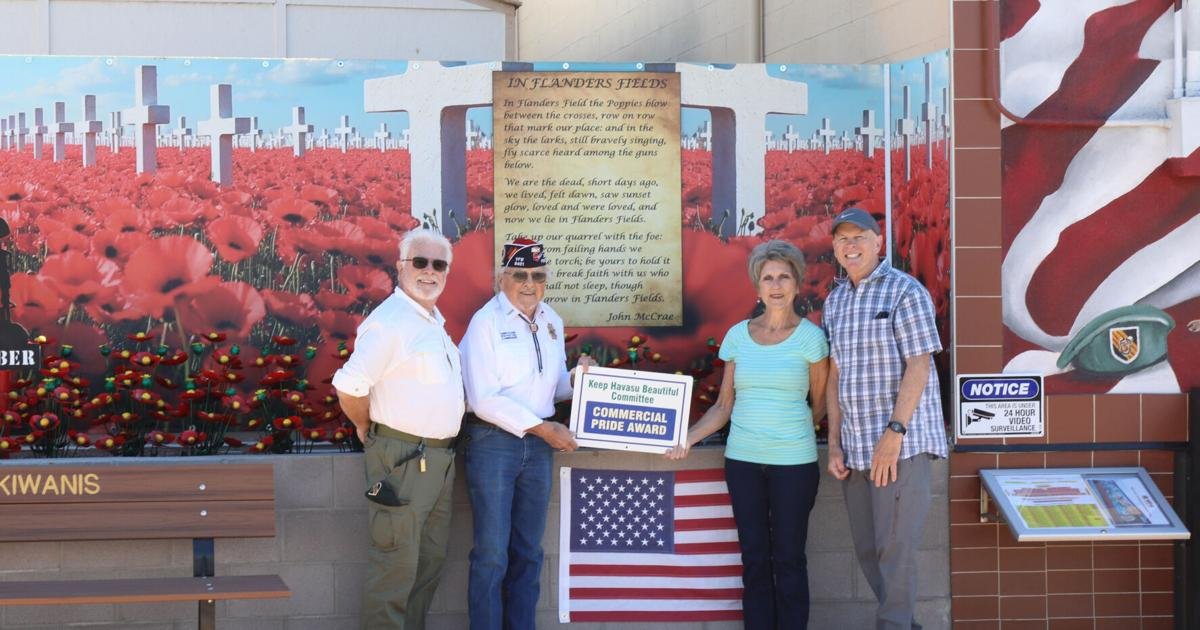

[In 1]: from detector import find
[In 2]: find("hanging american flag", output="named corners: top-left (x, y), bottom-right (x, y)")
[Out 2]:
top-left (1000, 0), bottom-right (1200, 394)
top-left (557, 467), bottom-right (742, 623)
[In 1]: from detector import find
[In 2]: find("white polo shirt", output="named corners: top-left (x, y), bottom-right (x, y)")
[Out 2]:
top-left (459, 292), bottom-right (572, 437)
top-left (332, 287), bottom-right (464, 439)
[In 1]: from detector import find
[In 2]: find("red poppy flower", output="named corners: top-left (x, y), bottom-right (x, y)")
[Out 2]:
top-left (176, 282), bottom-right (266, 342)
top-left (329, 426), bottom-right (349, 443)
top-left (96, 198), bottom-right (144, 233)
top-left (0, 438), bottom-right (21, 453)
top-left (300, 184), bottom-right (339, 207)
top-left (317, 311), bottom-right (363, 345)
top-left (250, 435), bottom-right (274, 452)
top-left (89, 229), bottom-right (142, 265)
top-left (29, 413), bottom-right (59, 431)
top-left (272, 416), bottom-right (299, 431)
top-left (267, 197), bottom-right (319, 227)
top-left (83, 291), bottom-right (146, 325)
top-left (95, 434), bottom-right (125, 451)
top-left (147, 430), bottom-right (175, 445)
top-left (10, 273), bottom-right (66, 332)
top-left (314, 287), bottom-right (355, 311)
top-left (202, 332), bottom-right (227, 343)
top-left (129, 352), bottom-right (160, 368)
top-left (160, 349), bottom-right (189, 366)
top-left (262, 290), bottom-right (319, 326)
top-left (272, 335), bottom-right (297, 346)
top-left (123, 236), bottom-right (218, 319)
top-left (44, 228), bottom-right (90, 255)
top-left (179, 430), bottom-right (206, 446)
top-left (223, 436), bottom-right (244, 447)
top-left (206, 216), bottom-right (264, 264)
top-left (70, 431), bottom-right (92, 447)
top-left (337, 265), bottom-right (393, 305)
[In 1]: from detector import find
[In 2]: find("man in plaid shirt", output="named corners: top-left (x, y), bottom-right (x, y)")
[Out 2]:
top-left (822, 207), bottom-right (947, 630)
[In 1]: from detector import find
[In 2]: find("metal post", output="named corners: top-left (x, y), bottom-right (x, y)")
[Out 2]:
top-left (194, 538), bottom-right (216, 630)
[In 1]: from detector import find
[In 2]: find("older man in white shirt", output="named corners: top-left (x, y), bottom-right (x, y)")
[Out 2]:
top-left (459, 237), bottom-right (592, 630)
top-left (333, 228), bottom-right (463, 630)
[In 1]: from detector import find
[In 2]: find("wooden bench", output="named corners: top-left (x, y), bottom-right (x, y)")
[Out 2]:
top-left (0, 461), bottom-right (290, 629)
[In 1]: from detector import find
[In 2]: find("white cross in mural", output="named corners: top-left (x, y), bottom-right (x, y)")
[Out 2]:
top-left (817, 118), bottom-right (836, 155)
top-left (52, 102), bottom-right (74, 163)
top-left (14, 113), bottom-right (29, 153)
top-left (78, 95), bottom-right (103, 167)
top-left (172, 116), bottom-right (193, 148)
top-left (335, 115), bottom-right (355, 153)
top-left (285, 107), bottom-right (314, 157)
top-left (922, 61), bottom-right (937, 169)
top-left (122, 65), bottom-right (171, 174)
top-left (109, 111), bottom-right (123, 153)
top-left (854, 109), bottom-right (882, 158)
top-left (897, 85), bottom-right (917, 181)
top-left (697, 120), bottom-right (713, 151)
top-left (375, 122), bottom-right (392, 153)
top-left (31, 108), bottom-right (47, 160)
top-left (196, 84), bottom-right (250, 187)
top-left (780, 123), bottom-right (798, 153)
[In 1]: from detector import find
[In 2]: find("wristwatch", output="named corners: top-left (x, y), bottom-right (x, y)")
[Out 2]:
top-left (885, 420), bottom-right (908, 436)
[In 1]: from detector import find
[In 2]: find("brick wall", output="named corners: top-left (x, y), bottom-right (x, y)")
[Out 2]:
top-left (949, 2), bottom-right (1189, 628)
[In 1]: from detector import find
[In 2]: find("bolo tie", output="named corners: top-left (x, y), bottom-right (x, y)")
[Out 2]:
top-left (518, 312), bottom-right (544, 374)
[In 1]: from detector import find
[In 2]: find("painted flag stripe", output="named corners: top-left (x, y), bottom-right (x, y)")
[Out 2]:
top-left (570, 610), bottom-right (743, 622)
top-left (568, 597), bottom-right (743, 612)
top-left (568, 552), bottom-right (743, 566)
top-left (570, 563), bottom-right (743, 577)
top-left (675, 516), bottom-right (736, 531)
top-left (675, 493), bottom-right (731, 507)
top-left (674, 469), bottom-right (726, 483)
top-left (571, 587), bottom-right (743, 600)
top-left (568, 575), bottom-right (744, 589)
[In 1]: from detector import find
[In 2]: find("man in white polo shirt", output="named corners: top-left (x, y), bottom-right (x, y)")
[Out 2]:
top-left (333, 228), bottom-right (464, 630)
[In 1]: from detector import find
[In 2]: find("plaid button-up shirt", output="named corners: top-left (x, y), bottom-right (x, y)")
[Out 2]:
top-left (822, 261), bottom-right (948, 470)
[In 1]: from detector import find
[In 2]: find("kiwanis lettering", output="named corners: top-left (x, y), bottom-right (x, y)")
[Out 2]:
top-left (0, 472), bottom-right (100, 496)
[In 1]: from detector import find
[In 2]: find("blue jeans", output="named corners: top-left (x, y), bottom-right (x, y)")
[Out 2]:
top-left (724, 457), bottom-right (820, 630)
top-left (464, 422), bottom-right (553, 630)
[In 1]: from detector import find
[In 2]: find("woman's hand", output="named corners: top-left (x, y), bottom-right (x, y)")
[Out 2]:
top-left (664, 440), bottom-right (691, 460)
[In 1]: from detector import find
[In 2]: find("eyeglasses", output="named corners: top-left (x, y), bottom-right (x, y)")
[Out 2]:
top-left (403, 257), bottom-right (449, 272)
top-left (506, 270), bottom-right (547, 284)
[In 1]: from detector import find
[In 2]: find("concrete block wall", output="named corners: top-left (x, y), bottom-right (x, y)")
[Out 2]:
top-left (516, 0), bottom-right (948, 65)
top-left (0, 449), bottom-right (949, 629)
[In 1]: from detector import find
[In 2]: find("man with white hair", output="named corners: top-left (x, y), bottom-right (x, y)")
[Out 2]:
top-left (333, 228), bottom-right (463, 629)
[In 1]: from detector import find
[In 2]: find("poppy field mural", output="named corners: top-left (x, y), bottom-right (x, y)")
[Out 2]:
top-left (0, 54), bottom-right (949, 456)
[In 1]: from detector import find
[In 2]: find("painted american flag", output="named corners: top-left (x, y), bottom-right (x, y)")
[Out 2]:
top-left (1000, 0), bottom-right (1200, 393)
top-left (557, 467), bottom-right (742, 623)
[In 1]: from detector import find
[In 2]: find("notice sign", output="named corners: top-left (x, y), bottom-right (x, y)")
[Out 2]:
top-left (957, 374), bottom-right (1043, 439)
top-left (492, 72), bottom-right (683, 327)
top-left (569, 366), bottom-right (691, 453)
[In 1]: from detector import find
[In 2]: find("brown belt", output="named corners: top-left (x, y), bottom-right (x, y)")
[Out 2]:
top-left (372, 423), bottom-right (456, 449)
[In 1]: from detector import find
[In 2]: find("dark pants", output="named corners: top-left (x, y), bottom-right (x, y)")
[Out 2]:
top-left (724, 458), bottom-right (820, 630)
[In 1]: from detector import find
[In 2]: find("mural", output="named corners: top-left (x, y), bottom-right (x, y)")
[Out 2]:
top-left (0, 54), bottom-right (949, 455)
top-left (1000, 0), bottom-right (1200, 393)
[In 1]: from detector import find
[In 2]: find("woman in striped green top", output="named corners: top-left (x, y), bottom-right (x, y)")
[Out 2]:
top-left (667, 239), bottom-right (829, 629)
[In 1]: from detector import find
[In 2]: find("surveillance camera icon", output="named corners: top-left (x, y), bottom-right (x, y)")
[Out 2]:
top-left (965, 408), bottom-right (995, 426)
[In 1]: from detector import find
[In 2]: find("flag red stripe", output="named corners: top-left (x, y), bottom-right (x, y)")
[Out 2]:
top-left (570, 610), bottom-right (743, 622)
top-left (675, 493), bottom-right (730, 507)
top-left (1026, 152), bottom-right (1200, 334)
top-left (570, 564), bottom-right (743, 577)
top-left (675, 541), bottom-right (740, 554)
top-left (675, 517), bottom-right (736, 531)
top-left (571, 587), bottom-right (743, 600)
top-left (1001, 1), bottom-right (1167, 244)
top-left (674, 469), bottom-right (726, 483)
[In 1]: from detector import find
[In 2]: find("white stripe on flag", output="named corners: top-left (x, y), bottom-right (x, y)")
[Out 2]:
top-left (676, 528), bottom-right (738, 543)
top-left (568, 551), bottom-right (743, 566)
top-left (568, 575), bottom-right (744, 589)
top-left (675, 505), bottom-right (733, 519)
top-left (673, 481), bottom-right (728, 496)
top-left (568, 598), bottom-right (743, 612)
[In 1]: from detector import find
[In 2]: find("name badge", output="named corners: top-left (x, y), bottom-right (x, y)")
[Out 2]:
top-left (500, 331), bottom-right (519, 341)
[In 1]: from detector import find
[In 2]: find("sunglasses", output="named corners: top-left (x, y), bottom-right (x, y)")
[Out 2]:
top-left (506, 270), bottom-right (547, 284)
top-left (403, 257), bottom-right (449, 272)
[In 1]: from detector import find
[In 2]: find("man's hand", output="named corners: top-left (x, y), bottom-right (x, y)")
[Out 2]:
top-left (355, 423), bottom-right (368, 444)
top-left (528, 421), bottom-right (578, 452)
top-left (1189, 319), bottom-right (1200, 333)
top-left (869, 431), bottom-right (903, 487)
top-left (827, 444), bottom-right (850, 480)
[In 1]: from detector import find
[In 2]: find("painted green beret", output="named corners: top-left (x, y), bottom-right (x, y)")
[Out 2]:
top-left (1056, 304), bottom-right (1175, 375)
